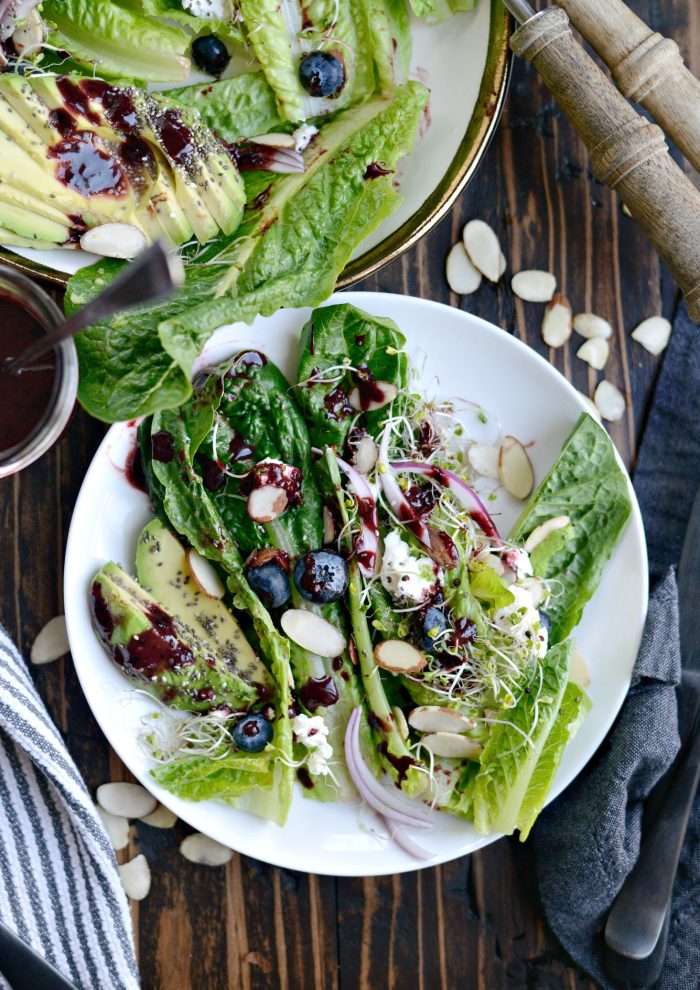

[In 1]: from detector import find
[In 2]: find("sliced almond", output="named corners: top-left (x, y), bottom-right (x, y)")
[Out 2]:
top-left (97, 782), bottom-right (157, 819)
top-left (250, 132), bottom-right (297, 148)
top-left (498, 436), bottom-right (534, 500)
top-left (280, 609), bottom-right (347, 658)
top-left (186, 549), bottom-right (225, 599)
top-left (594, 380), bottom-right (626, 422)
top-left (140, 804), bottom-right (178, 829)
top-left (576, 337), bottom-right (609, 371)
top-left (421, 732), bottom-right (483, 759)
top-left (462, 220), bottom-right (503, 283)
top-left (96, 806), bottom-right (130, 851)
top-left (408, 706), bottom-right (476, 734)
top-left (573, 313), bottom-right (612, 340)
top-left (31, 615), bottom-right (69, 665)
top-left (524, 515), bottom-right (571, 553)
top-left (180, 833), bottom-right (233, 866)
top-left (570, 648), bottom-right (590, 688)
top-left (467, 443), bottom-right (500, 480)
top-left (446, 242), bottom-right (482, 295)
top-left (348, 381), bottom-right (397, 413)
top-left (322, 507), bottom-right (335, 544)
top-left (80, 223), bottom-right (147, 260)
top-left (511, 270), bottom-right (556, 303)
top-left (12, 8), bottom-right (44, 54)
top-left (630, 316), bottom-right (671, 356)
top-left (621, 202), bottom-right (633, 219)
top-left (119, 854), bottom-right (151, 900)
top-left (352, 434), bottom-right (379, 474)
top-left (541, 293), bottom-right (572, 347)
top-left (247, 485), bottom-right (289, 523)
top-left (374, 639), bottom-right (426, 674)
top-left (392, 705), bottom-right (410, 741)
top-left (578, 392), bottom-right (602, 424)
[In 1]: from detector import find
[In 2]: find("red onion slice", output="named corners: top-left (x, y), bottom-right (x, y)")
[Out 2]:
top-left (378, 429), bottom-right (431, 549)
top-left (385, 820), bottom-right (437, 861)
top-left (344, 708), bottom-right (432, 829)
top-left (391, 460), bottom-right (501, 541)
top-left (335, 454), bottom-right (379, 578)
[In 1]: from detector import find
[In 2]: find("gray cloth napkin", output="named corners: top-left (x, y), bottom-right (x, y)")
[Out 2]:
top-left (533, 302), bottom-right (700, 989)
top-left (0, 627), bottom-right (139, 990)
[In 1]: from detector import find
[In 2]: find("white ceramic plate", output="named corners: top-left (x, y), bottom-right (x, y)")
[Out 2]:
top-left (3, 3), bottom-right (506, 283)
top-left (64, 292), bottom-right (648, 876)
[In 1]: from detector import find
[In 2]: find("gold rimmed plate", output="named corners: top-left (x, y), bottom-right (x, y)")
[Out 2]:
top-left (0, 1), bottom-right (511, 289)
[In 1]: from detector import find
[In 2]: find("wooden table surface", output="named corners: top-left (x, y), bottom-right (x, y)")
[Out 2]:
top-left (1, 2), bottom-right (698, 987)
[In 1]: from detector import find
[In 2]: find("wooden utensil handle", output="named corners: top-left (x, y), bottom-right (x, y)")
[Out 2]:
top-left (511, 8), bottom-right (700, 323)
top-left (557, 0), bottom-right (700, 175)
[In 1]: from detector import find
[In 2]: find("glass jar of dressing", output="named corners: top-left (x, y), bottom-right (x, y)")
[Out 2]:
top-left (0, 265), bottom-right (78, 479)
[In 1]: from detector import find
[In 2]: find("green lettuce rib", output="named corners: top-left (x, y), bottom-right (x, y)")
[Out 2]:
top-left (472, 640), bottom-right (573, 836)
top-left (509, 414), bottom-right (632, 644)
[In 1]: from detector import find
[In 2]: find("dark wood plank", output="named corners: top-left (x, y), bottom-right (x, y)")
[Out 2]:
top-left (0, 2), bottom-right (695, 988)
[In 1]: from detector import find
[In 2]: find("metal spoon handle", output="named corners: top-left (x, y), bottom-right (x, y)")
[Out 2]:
top-left (6, 243), bottom-right (184, 373)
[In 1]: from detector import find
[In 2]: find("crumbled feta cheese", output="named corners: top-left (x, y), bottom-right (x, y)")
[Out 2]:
top-left (291, 713), bottom-right (333, 776)
top-left (503, 547), bottom-right (534, 583)
top-left (493, 585), bottom-right (548, 659)
top-left (182, 0), bottom-right (227, 18)
top-left (292, 123), bottom-right (318, 153)
top-left (380, 530), bottom-right (439, 605)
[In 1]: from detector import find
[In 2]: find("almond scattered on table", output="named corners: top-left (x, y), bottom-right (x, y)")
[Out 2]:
top-left (97, 782), bottom-right (157, 819)
top-left (462, 220), bottom-right (504, 283)
top-left (180, 833), bottom-right (233, 867)
top-left (631, 316), bottom-right (671, 356)
top-left (511, 270), bottom-right (556, 303)
top-left (139, 804), bottom-right (178, 829)
top-left (541, 294), bottom-right (572, 347)
top-left (119, 854), bottom-right (151, 900)
top-left (594, 380), bottom-right (626, 422)
top-left (573, 313), bottom-right (612, 340)
top-left (445, 242), bottom-right (482, 295)
top-left (498, 436), bottom-right (535, 500)
top-left (576, 337), bottom-right (609, 370)
top-left (578, 391), bottom-right (602, 424)
top-left (30, 615), bottom-right (69, 665)
top-left (96, 806), bottom-right (130, 851)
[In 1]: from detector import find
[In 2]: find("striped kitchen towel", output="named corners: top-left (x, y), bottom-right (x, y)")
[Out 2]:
top-left (0, 626), bottom-right (139, 990)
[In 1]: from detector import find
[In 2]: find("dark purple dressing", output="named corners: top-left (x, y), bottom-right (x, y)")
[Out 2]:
top-left (299, 675), bottom-right (339, 712)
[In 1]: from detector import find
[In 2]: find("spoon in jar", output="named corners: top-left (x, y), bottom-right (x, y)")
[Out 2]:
top-left (3, 242), bottom-right (184, 375)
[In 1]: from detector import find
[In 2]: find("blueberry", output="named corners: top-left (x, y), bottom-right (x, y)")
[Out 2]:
top-left (245, 559), bottom-right (290, 608)
top-left (539, 611), bottom-right (551, 634)
top-left (192, 35), bottom-right (230, 75)
top-left (299, 51), bottom-right (345, 98)
top-left (294, 550), bottom-right (349, 604)
top-left (420, 606), bottom-right (446, 653)
top-left (232, 713), bottom-right (273, 753)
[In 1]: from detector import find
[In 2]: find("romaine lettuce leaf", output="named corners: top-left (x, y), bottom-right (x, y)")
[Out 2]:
top-left (472, 639), bottom-right (573, 835)
top-left (68, 81), bottom-right (427, 423)
top-left (509, 414), bottom-right (632, 644)
top-left (296, 303), bottom-right (408, 447)
top-left (407, 0), bottom-right (476, 23)
top-left (515, 680), bottom-right (591, 840)
top-left (166, 71), bottom-right (284, 142)
top-left (122, 0), bottom-right (246, 47)
top-left (237, 0), bottom-right (377, 122)
top-left (41, 0), bottom-right (192, 82)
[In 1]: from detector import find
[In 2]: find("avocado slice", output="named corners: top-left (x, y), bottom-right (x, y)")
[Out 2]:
top-left (91, 561), bottom-right (268, 713)
top-left (0, 201), bottom-right (70, 244)
top-left (135, 519), bottom-right (271, 690)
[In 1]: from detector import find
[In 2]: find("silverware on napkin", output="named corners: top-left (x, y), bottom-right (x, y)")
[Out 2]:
top-left (603, 482), bottom-right (700, 987)
top-left (0, 919), bottom-right (77, 990)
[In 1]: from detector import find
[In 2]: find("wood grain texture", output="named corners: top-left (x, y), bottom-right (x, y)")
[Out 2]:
top-left (0, 2), bottom-right (696, 987)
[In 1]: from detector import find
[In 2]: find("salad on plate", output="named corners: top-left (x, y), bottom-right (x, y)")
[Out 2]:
top-left (0, 0), bottom-right (486, 423)
top-left (88, 303), bottom-right (632, 855)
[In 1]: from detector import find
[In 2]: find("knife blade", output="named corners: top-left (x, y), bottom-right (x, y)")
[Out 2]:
top-left (603, 481), bottom-right (700, 987)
